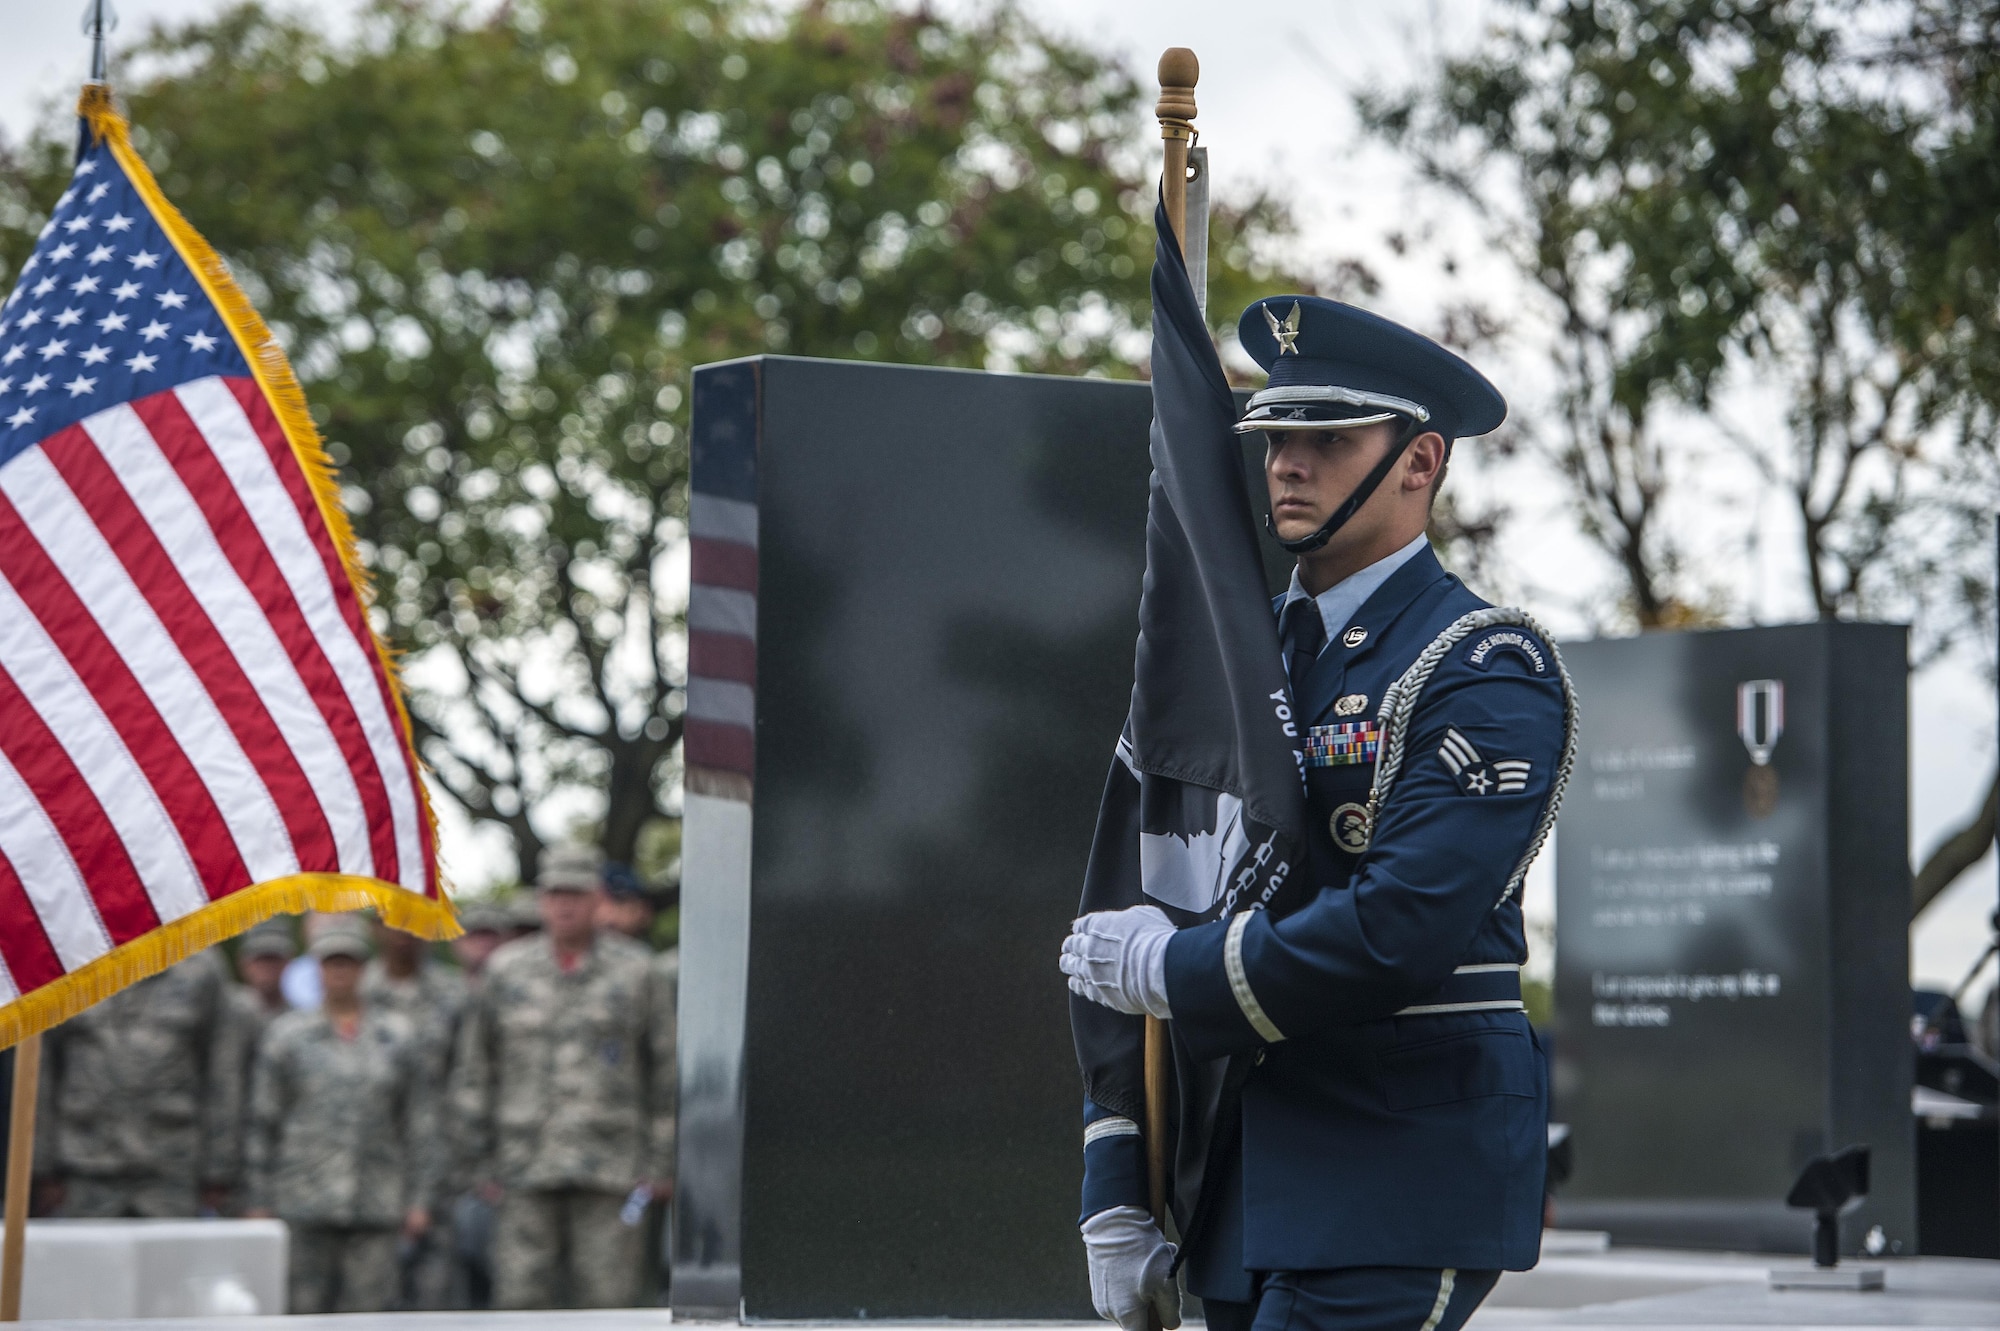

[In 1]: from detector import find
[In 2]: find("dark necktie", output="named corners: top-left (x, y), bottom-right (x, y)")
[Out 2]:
top-left (1280, 596), bottom-right (1325, 705)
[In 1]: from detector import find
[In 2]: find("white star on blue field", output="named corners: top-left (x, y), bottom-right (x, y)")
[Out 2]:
top-left (0, 132), bottom-right (249, 469)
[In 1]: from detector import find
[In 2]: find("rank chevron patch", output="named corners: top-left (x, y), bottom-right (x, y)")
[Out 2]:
top-left (1437, 727), bottom-right (1532, 795)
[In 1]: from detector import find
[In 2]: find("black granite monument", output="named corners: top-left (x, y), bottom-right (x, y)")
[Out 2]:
top-left (1552, 623), bottom-right (1915, 1254)
top-left (673, 355), bottom-right (1277, 1318)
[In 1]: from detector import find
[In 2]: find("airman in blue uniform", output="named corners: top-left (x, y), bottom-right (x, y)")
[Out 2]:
top-left (1062, 296), bottom-right (1575, 1331)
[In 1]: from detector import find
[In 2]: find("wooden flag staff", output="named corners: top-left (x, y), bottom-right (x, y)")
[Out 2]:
top-left (1148, 44), bottom-right (1200, 1256)
top-left (0, 8), bottom-right (117, 1309)
top-left (1, 1035), bottom-right (41, 1321)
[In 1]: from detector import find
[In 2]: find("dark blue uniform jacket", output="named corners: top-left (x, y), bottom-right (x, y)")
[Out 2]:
top-left (1076, 545), bottom-right (1564, 1298)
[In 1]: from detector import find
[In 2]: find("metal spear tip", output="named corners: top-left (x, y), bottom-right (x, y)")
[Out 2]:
top-left (82, 0), bottom-right (119, 84)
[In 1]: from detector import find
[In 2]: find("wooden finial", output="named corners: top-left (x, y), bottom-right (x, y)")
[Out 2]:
top-left (1156, 48), bottom-right (1199, 133)
top-left (1156, 47), bottom-right (1201, 248)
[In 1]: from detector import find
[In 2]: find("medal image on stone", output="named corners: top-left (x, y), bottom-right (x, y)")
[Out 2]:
top-left (1737, 678), bottom-right (1784, 818)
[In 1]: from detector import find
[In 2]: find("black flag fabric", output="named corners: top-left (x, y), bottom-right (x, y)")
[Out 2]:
top-left (1130, 205), bottom-right (1308, 905)
top-left (1070, 204), bottom-right (1310, 1232)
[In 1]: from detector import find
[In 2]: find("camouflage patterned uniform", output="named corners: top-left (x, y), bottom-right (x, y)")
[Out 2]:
top-left (222, 918), bottom-right (298, 1216)
top-left (451, 932), bottom-right (674, 1309)
top-left (248, 1006), bottom-right (435, 1313)
top-left (36, 950), bottom-right (240, 1217)
top-left (361, 956), bottom-right (466, 1307)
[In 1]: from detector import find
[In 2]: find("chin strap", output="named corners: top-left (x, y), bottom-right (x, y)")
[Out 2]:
top-left (1263, 416), bottom-right (1426, 555)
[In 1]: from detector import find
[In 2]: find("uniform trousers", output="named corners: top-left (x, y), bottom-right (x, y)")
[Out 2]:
top-left (288, 1224), bottom-right (400, 1314)
top-left (493, 1186), bottom-right (640, 1309)
top-left (398, 1210), bottom-right (456, 1310)
top-left (1202, 1267), bottom-right (1500, 1331)
top-left (58, 1175), bottom-right (198, 1219)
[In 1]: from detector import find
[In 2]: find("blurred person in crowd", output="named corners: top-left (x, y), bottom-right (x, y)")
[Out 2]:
top-left (505, 893), bottom-right (543, 941)
top-left (452, 845), bottom-right (675, 1309)
top-left (595, 865), bottom-right (682, 1301)
top-left (451, 902), bottom-right (511, 982)
top-left (247, 922), bottom-right (435, 1315)
top-left (595, 863), bottom-right (658, 942)
top-left (363, 916), bottom-right (467, 1308)
top-left (365, 916), bottom-right (468, 1030)
top-left (226, 918), bottom-right (299, 1215)
top-left (280, 911), bottom-right (350, 1011)
top-left (233, 918), bottom-right (296, 1034)
top-left (35, 949), bottom-right (241, 1218)
top-left (443, 901), bottom-right (511, 1308)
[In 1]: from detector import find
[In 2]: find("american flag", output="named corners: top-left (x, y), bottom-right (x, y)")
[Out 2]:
top-left (0, 90), bottom-right (450, 1042)
top-left (685, 360), bottom-right (759, 799)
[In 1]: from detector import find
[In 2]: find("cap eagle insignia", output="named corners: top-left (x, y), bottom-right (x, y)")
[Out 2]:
top-left (1263, 301), bottom-right (1302, 355)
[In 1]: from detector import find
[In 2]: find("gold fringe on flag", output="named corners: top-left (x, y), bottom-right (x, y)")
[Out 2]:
top-left (0, 89), bottom-right (463, 1049)
top-left (0, 876), bottom-right (458, 1050)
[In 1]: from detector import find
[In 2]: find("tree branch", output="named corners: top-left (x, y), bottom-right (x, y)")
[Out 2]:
top-left (1915, 772), bottom-right (1998, 916)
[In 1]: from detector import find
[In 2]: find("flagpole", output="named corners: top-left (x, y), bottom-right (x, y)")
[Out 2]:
top-left (1148, 45), bottom-right (1200, 1256)
top-left (84, 0), bottom-right (116, 86)
top-left (1, 1034), bottom-right (41, 1321)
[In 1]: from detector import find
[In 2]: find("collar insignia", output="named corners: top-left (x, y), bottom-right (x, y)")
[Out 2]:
top-left (1262, 300), bottom-right (1302, 355)
top-left (1341, 626), bottom-right (1368, 648)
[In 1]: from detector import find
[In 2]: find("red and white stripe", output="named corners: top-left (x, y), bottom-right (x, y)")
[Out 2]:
top-left (0, 374), bottom-right (437, 998)
top-left (685, 492), bottom-right (758, 786)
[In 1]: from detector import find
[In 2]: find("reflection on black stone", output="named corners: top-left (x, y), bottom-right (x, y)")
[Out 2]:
top-left (736, 360), bottom-right (1158, 1317)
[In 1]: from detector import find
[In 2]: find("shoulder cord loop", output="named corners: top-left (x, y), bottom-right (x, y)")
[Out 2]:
top-left (1363, 607), bottom-right (1580, 908)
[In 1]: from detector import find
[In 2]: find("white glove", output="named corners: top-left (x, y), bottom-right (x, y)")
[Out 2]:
top-left (1060, 906), bottom-right (1174, 1019)
top-left (1081, 1205), bottom-right (1181, 1331)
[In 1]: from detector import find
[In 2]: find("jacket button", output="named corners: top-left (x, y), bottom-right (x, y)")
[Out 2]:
top-left (1254, 1049), bottom-right (1267, 1066)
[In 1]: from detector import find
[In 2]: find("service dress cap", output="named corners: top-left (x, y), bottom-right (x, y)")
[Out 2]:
top-left (1234, 295), bottom-right (1506, 441)
top-left (537, 843), bottom-right (604, 893)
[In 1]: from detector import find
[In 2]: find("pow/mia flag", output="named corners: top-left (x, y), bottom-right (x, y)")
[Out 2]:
top-left (1069, 203), bottom-right (1309, 1226)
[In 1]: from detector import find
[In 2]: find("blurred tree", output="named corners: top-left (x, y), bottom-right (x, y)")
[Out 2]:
top-left (1373, 0), bottom-right (1996, 911)
top-left (1875, 0), bottom-right (2000, 910)
top-left (0, 0), bottom-right (1307, 880)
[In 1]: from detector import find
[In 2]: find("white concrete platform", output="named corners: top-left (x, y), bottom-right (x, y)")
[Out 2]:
top-left (12, 1245), bottom-right (1998, 1329)
top-left (8, 1219), bottom-right (284, 1321)
top-left (1476, 1247), bottom-right (2000, 1328)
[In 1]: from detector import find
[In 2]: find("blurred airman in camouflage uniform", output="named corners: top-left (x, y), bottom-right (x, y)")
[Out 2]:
top-left (452, 846), bottom-right (675, 1309)
top-left (442, 901), bottom-right (511, 1308)
top-left (35, 949), bottom-right (241, 1218)
top-left (230, 919), bottom-right (296, 1050)
top-left (361, 917), bottom-right (466, 1308)
top-left (225, 919), bottom-right (298, 1216)
top-left (596, 864), bottom-right (680, 1300)
top-left (248, 923), bottom-right (435, 1314)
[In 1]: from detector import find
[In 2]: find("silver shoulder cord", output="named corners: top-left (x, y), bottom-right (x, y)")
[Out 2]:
top-left (1364, 607), bottom-right (1580, 907)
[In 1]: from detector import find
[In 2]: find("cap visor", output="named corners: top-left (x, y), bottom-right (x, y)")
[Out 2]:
top-left (1231, 411), bottom-right (1401, 435)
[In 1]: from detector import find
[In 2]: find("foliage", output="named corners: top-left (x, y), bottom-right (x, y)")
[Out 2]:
top-left (0, 0), bottom-right (1307, 881)
top-left (1372, 0), bottom-right (2000, 906)
top-left (1368, 0), bottom-right (1971, 633)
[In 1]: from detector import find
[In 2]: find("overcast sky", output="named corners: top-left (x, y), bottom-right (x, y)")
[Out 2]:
top-left (3, 0), bottom-right (1992, 994)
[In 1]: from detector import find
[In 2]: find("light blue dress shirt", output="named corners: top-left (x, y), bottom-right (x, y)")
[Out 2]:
top-left (1279, 532), bottom-right (1432, 652)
